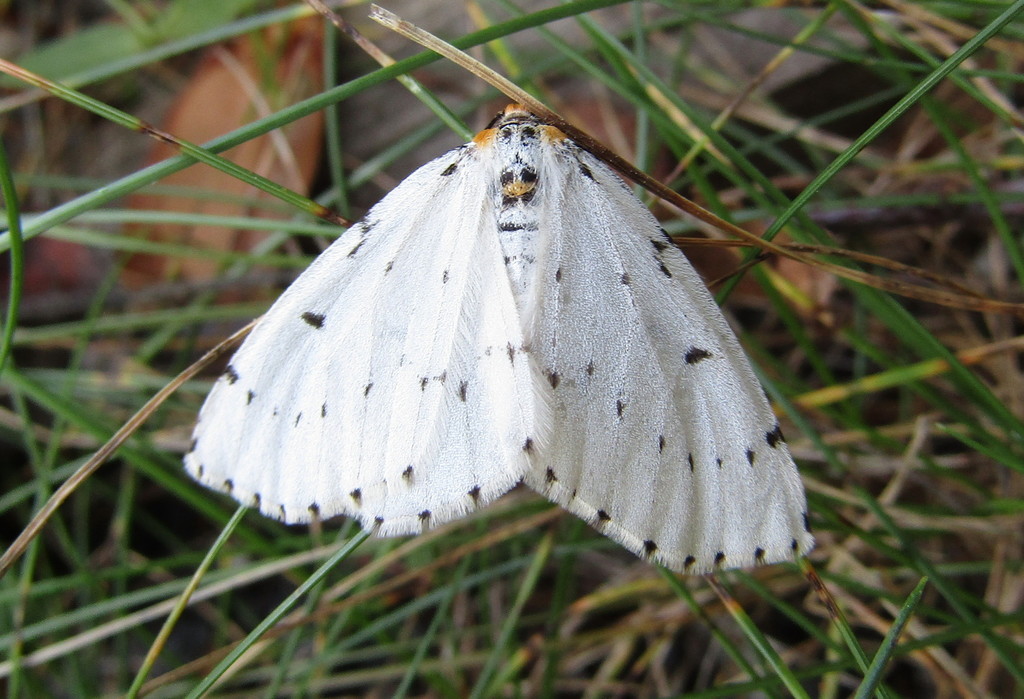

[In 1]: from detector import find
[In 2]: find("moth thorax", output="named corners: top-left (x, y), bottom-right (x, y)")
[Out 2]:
top-left (493, 147), bottom-right (544, 306)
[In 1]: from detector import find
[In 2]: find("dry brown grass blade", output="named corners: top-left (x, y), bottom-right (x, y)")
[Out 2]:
top-left (368, 5), bottom-right (1024, 319)
top-left (140, 504), bottom-right (562, 692)
top-left (691, 238), bottom-right (1016, 315)
top-left (668, 7), bottom-right (838, 175)
top-left (0, 321), bottom-right (256, 579)
top-left (307, 0), bottom-right (395, 66)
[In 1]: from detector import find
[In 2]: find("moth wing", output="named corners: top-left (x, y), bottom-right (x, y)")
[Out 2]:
top-left (186, 148), bottom-right (537, 533)
top-left (523, 148), bottom-right (812, 573)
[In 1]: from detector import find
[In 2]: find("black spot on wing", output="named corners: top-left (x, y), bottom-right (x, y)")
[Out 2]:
top-left (294, 412), bottom-right (302, 427)
top-left (586, 360), bottom-right (595, 377)
top-left (643, 540), bottom-right (658, 556)
top-left (347, 238), bottom-right (365, 257)
top-left (688, 453), bottom-right (694, 471)
top-left (555, 267), bottom-right (562, 282)
top-left (596, 509), bottom-right (611, 522)
top-left (649, 236), bottom-right (673, 277)
top-left (766, 424), bottom-right (785, 448)
top-left (658, 435), bottom-right (665, 452)
top-left (223, 479), bottom-right (234, 492)
top-left (321, 402), bottom-right (327, 418)
top-left (308, 503), bottom-right (320, 517)
top-left (524, 437), bottom-right (535, 453)
top-left (402, 465), bottom-right (414, 482)
top-left (252, 493), bottom-right (261, 508)
top-left (746, 448), bottom-right (755, 466)
top-left (224, 366), bottom-right (240, 384)
top-left (441, 162), bottom-right (458, 176)
top-left (754, 547), bottom-right (766, 563)
top-left (546, 370), bottom-right (561, 389)
top-left (188, 437), bottom-right (197, 453)
top-left (620, 273), bottom-right (630, 285)
top-left (468, 485), bottom-right (481, 502)
top-left (278, 505), bottom-right (287, 519)
top-left (350, 489), bottom-right (362, 506)
top-left (418, 510), bottom-right (431, 523)
top-left (384, 260), bottom-right (394, 274)
top-left (545, 468), bottom-right (557, 483)
top-left (420, 377), bottom-right (429, 391)
top-left (714, 551), bottom-right (726, 566)
top-left (364, 383), bottom-right (373, 397)
top-left (684, 555), bottom-right (696, 569)
top-left (246, 390), bottom-right (255, 405)
top-left (442, 269), bottom-right (449, 284)
top-left (301, 311), bottom-right (325, 329)
top-left (684, 347), bottom-right (713, 364)
top-left (578, 162), bottom-right (594, 180)
top-left (374, 516), bottom-right (384, 526)
top-left (459, 381), bottom-right (468, 402)
top-left (804, 512), bottom-right (812, 533)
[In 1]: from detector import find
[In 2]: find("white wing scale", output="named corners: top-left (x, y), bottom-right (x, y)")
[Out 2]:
top-left (185, 147), bottom-right (538, 534)
top-left (522, 145), bottom-right (812, 574)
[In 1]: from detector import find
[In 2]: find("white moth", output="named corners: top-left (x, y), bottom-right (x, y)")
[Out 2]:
top-left (185, 105), bottom-right (813, 574)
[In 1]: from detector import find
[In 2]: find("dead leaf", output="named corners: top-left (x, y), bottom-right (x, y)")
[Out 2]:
top-left (122, 17), bottom-right (325, 291)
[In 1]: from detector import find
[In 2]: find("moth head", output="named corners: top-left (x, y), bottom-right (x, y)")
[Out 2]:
top-left (485, 104), bottom-right (535, 129)
top-left (475, 105), bottom-right (566, 148)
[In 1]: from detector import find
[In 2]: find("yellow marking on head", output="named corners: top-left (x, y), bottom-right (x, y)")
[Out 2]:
top-left (474, 105), bottom-right (561, 148)
top-left (473, 128), bottom-right (497, 147)
top-left (540, 125), bottom-right (566, 143)
top-left (502, 180), bottom-right (536, 197)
